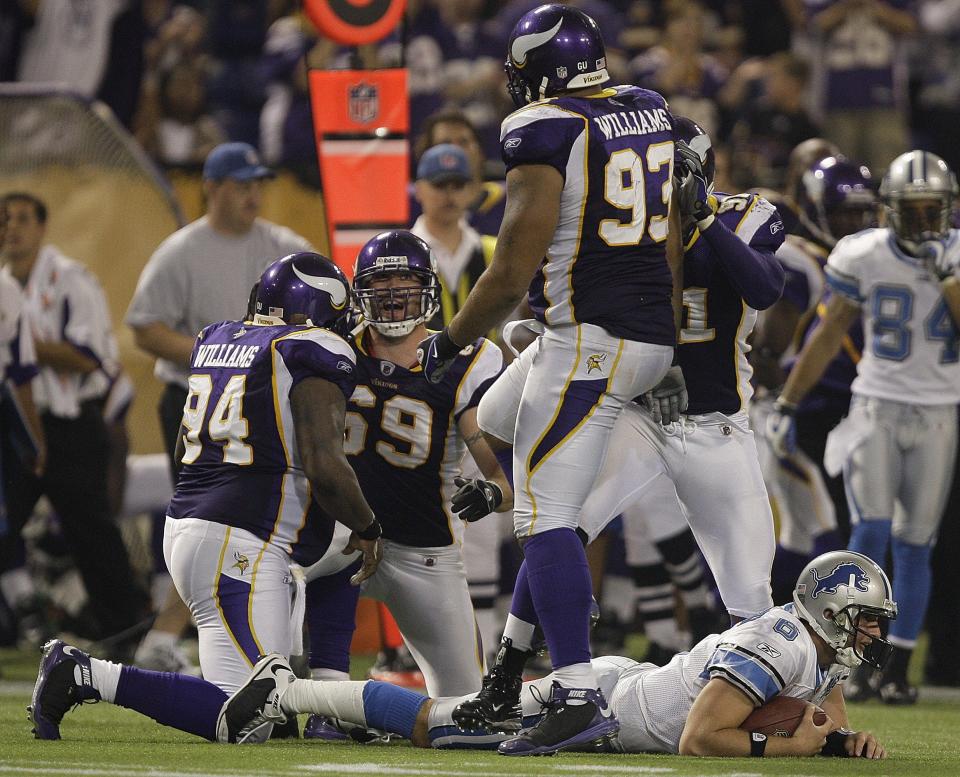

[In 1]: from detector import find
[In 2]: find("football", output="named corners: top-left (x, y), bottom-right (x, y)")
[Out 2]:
top-left (739, 696), bottom-right (828, 737)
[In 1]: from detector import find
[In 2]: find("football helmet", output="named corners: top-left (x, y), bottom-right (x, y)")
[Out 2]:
top-left (255, 252), bottom-right (350, 328)
top-left (793, 550), bottom-right (898, 670)
top-left (505, 4), bottom-right (609, 109)
top-left (353, 230), bottom-right (441, 338)
top-left (880, 150), bottom-right (958, 255)
top-left (799, 156), bottom-right (876, 247)
top-left (674, 115), bottom-right (715, 192)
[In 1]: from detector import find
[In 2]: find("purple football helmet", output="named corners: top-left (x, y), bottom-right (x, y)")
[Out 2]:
top-left (255, 252), bottom-right (350, 328)
top-left (799, 156), bottom-right (877, 246)
top-left (353, 230), bottom-right (441, 337)
top-left (505, 4), bottom-right (609, 109)
top-left (674, 115), bottom-right (715, 191)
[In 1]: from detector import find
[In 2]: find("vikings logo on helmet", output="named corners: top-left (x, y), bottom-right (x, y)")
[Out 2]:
top-left (255, 252), bottom-right (351, 329)
top-left (810, 562), bottom-right (870, 599)
top-left (232, 552), bottom-right (250, 576)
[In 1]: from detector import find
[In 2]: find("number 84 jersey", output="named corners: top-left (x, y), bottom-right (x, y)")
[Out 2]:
top-left (826, 228), bottom-right (960, 404)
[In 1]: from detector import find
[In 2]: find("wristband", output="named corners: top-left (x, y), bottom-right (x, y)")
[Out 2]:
top-left (773, 398), bottom-right (798, 415)
top-left (749, 732), bottom-right (768, 757)
top-left (356, 518), bottom-right (382, 541)
top-left (821, 728), bottom-right (855, 757)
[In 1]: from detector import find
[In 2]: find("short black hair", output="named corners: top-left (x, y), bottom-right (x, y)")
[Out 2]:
top-left (1, 192), bottom-right (48, 224)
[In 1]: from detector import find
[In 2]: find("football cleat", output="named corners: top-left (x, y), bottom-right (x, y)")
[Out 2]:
top-left (28, 639), bottom-right (100, 740)
top-left (453, 663), bottom-right (524, 733)
top-left (303, 714), bottom-right (350, 741)
top-left (216, 654), bottom-right (294, 744)
top-left (843, 664), bottom-right (880, 703)
top-left (497, 682), bottom-right (618, 757)
top-left (878, 679), bottom-right (918, 706)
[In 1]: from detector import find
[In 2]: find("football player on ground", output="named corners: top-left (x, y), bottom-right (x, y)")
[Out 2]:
top-left (27, 252), bottom-right (383, 741)
top-left (215, 550), bottom-right (891, 759)
top-left (300, 230), bottom-right (510, 738)
top-left (416, 4), bottom-right (684, 754)
top-left (768, 150), bottom-right (960, 704)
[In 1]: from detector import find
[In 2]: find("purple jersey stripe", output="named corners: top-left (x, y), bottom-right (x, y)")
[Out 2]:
top-left (527, 376), bottom-right (608, 473)
top-left (215, 573), bottom-right (262, 665)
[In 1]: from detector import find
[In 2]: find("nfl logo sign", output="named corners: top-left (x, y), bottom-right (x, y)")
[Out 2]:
top-left (348, 82), bottom-right (379, 124)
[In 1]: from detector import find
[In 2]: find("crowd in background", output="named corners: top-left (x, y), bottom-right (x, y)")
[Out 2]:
top-left (3, 0), bottom-right (960, 196)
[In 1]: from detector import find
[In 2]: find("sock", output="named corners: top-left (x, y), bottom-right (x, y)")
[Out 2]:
top-left (493, 447), bottom-right (514, 487)
top-left (884, 644), bottom-right (913, 684)
top-left (508, 560), bottom-right (537, 624)
top-left (633, 561), bottom-right (676, 644)
top-left (114, 666), bottom-right (227, 740)
top-left (361, 680), bottom-right (429, 739)
top-left (306, 561), bottom-right (361, 674)
top-left (502, 614), bottom-right (536, 653)
top-left (283, 678), bottom-right (368, 722)
top-left (889, 537), bottom-right (932, 644)
top-left (524, 529), bottom-right (594, 680)
top-left (657, 530), bottom-right (710, 610)
top-left (847, 519), bottom-right (891, 565)
top-left (772, 545), bottom-right (809, 605)
top-left (88, 657), bottom-right (122, 703)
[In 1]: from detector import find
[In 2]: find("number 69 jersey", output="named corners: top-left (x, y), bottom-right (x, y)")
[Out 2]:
top-left (344, 335), bottom-right (503, 548)
top-left (167, 320), bottom-right (357, 565)
top-left (826, 228), bottom-right (960, 404)
top-left (500, 85), bottom-right (676, 346)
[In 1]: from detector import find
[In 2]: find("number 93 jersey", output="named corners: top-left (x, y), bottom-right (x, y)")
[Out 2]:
top-left (826, 228), bottom-right (960, 404)
top-left (344, 335), bottom-right (503, 547)
top-left (167, 320), bottom-right (357, 565)
top-left (500, 85), bottom-right (676, 346)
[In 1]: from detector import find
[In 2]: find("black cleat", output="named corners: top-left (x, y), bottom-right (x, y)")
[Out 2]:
top-left (878, 679), bottom-right (918, 705)
top-left (28, 640), bottom-right (100, 740)
top-left (453, 664), bottom-right (524, 733)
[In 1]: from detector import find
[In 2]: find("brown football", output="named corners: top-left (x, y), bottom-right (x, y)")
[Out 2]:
top-left (739, 695), bottom-right (828, 737)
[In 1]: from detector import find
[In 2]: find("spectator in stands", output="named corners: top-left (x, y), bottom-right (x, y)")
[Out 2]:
top-left (729, 53), bottom-right (821, 190)
top-left (802, 0), bottom-right (916, 173)
top-left (135, 60), bottom-right (226, 170)
top-left (0, 191), bottom-right (149, 655)
top-left (125, 142), bottom-right (312, 672)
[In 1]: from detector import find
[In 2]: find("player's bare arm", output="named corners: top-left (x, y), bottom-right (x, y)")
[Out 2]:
top-left (458, 408), bottom-right (514, 513)
top-left (291, 376), bottom-right (382, 583)
top-left (132, 321), bottom-right (196, 367)
top-left (446, 164), bottom-right (562, 348)
top-left (33, 340), bottom-right (98, 375)
top-left (778, 294), bottom-right (860, 406)
top-left (680, 679), bottom-right (834, 757)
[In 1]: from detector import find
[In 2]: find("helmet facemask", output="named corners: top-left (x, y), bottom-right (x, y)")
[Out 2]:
top-left (354, 270), bottom-right (440, 338)
top-left (885, 194), bottom-right (954, 255)
top-left (827, 605), bottom-right (895, 671)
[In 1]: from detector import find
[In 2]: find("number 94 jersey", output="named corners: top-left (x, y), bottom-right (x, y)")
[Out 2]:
top-left (826, 228), bottom-right (960, 404)
top-left (344, 335), bottom-right (503, 548)
top-left (167, 320), bottom-right (357, 565)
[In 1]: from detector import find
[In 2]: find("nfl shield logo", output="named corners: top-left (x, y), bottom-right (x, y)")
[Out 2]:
top-left (380, 361), bottom-right (395, 377)
top-left (557, 66), bottom-right (567, 78)
top-left (348, 82), bottom-right (379, 125)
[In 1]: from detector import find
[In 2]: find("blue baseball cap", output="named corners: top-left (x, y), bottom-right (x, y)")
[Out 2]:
top-left (417, 144), bottom-right (471, 184)
top-left (203, 142), bottom-right (274, 181)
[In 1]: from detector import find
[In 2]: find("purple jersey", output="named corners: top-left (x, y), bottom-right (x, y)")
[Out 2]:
top-left (680, 192), bottom-right (785, 414)
top-left (500, 85), bottom-right (676, 345)
top-left (344, 334), bottom-right (502, 548)
top-left (167, 321), bottom-right (357, 565)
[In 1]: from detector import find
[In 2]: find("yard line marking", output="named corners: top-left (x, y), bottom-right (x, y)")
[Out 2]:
top-left (299, 766), bottom-right (675, 776)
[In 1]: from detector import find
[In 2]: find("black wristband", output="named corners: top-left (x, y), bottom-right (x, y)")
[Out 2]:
top-left (435, 328), bottom-right (463, 360)
top-left (750, 732), bottom-right (768, 757)
top-left (356, 518), bottom-right (382, 541)
top-left (821, 729), bottom-right (855, 757)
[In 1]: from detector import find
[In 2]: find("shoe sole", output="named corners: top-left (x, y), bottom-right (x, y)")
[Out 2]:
top-left (498, 718), bottom-right (619, 757)
top-left (452, 709), bottom-right (522, 734)
top-left (28, 640), bottom-right (65, 741)
top-left (216, 654), bottom-right (291, 744)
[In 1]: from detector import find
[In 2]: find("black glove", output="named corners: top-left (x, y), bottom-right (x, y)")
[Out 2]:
top-left (674, 141), bottom-right (713, 224)
top-left (821, 729), bottom-right (855, 757)
top-left (452, 476), bottom-right (503, 522)
top-left (417, 328), bottom-right (462, 385)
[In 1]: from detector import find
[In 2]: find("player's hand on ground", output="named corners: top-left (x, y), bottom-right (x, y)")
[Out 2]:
top-left (642, 365), bottom-right (688, 425)
top-left (766, 399), bottom-right (798, 457)
top-left (417, 329), bottom-right (461, 385)
top-left (345, 534), bottom-right (383, 585)
top-left (792, 703), bottom-right (837, 755)
top-left (844, 729), bottom-right (886, 759)
top-left (452, 476), bottom-right (504, 522)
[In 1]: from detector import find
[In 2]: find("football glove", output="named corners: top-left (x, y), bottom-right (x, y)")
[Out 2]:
top-left (452, 476), bottom-right (503, 522)
top-left (766, 399), bottom-right (798, 457)
top-left (641, 365), bottom-right (688, 425)
top-left (417, 328), bottom-right (461, 385)
top-left (674, 141), bottom-right (713, 225)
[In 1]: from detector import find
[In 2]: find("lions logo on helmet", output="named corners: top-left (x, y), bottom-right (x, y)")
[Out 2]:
top-left (352, 231), bottom-right (441, 338)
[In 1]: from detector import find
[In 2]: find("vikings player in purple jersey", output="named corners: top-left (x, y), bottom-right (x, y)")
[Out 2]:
top-left (28, 252), bottom-right (383, 743)
top-left (417, 4), bottom-right (684, 755)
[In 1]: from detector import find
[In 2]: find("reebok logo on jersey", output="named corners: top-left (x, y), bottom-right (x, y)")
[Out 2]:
top-left (337, 360), bottom-right (354, 373)
top-left (504, 138), bottom-right (522, 149)
top-left (756, 642), bottom-right (781, 659)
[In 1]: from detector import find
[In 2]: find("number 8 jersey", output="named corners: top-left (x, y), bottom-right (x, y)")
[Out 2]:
top-left (167, 320), bottom-right (358, 565)
top-left (826, 228), bottom-right (960, 404)
top-left (500, 85), bottom-right (676, 346)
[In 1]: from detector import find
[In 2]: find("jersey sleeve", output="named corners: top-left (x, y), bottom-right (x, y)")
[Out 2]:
top-left (775, 240), bottom-right (825, 314)
top-left (825, 235), bottom-right (865, 302)
top-left (702, 616), bottom-right (806, 706)
top-left (453, 338), bottom-right (504, 420)
top-left (500, 104), bottom-right (585, 178)
top-left (274, 330), bottom-right (357, 400)
top-left (731, 195), bottom-right (786, 254)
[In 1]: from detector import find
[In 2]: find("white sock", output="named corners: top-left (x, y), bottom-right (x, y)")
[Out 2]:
top-left (88, 657), bottom-right (122, 704)
top-left (310, 667), bottom-right (350, 681)
top-left (281, 678), bottom-right (369, 725)
top-left (550, 662), bottom-right (597, 703)
top-left (502, 614), bottom-right (535, 653)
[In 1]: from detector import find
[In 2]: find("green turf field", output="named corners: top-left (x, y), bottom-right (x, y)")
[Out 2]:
top-left (3, 647), bottom-right (960, 777)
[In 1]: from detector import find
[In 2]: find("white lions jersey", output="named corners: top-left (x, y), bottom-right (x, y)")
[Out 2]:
top-left (826, 228), bottom-right (960, 405)
top-left (613, 604), bottom-right (846, 753)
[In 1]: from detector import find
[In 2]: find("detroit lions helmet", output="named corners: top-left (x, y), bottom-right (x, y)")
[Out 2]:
top-left (793, 550), bottom-right (897, 670)
top-left (799, 156), bottom-right (876, 247)
top-left (674, 115), bottom-right (715, 192)
top-left (505, 4), bottom-right (609, 109)
top-left (353, 230), bottom-right (441, 337)
top-left (255, 252), bottom-right (350, 328)
top-left (880, 150), bottom-right (958, 255)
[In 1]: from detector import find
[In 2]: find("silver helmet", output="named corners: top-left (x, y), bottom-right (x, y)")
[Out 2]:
top-left (793, 550), bottom-right (897, 670)
top-left (879, 150), bottom-right (958, 254)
